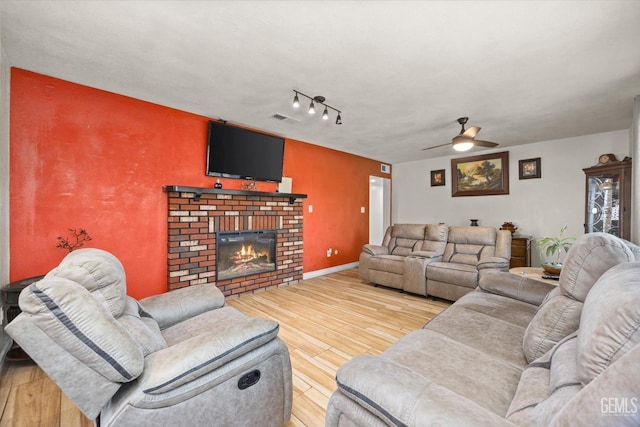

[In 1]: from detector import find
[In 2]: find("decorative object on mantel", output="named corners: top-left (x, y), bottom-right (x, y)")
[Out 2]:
top-left (292, 89), bottom-right (342, 125)
top-left (470, 219), bottom-right (479, 226)
top-left (214, 179), bottom-right (222, 189)
top-left (430, 169), bottom-right (446, 187)
top-left (56, 228), bottom-right (92, 252)
top-left (500, 221), bottom-right (518, 234)
top-left (451, 151), bottom-right (510, 197)
top-left (242, 180), bottom-right (258, 191)
top-left (537, 225), bottom-right (575, 275)
top-left (518, 157), bottom-right (541, 179)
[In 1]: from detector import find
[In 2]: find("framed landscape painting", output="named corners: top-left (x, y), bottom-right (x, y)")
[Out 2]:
top-left (451, 151), bottom-right (509, 197)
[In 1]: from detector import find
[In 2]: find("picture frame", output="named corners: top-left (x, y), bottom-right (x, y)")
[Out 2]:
top-left (451, 151), bottom-right (509, 197)
top-left (430, 169), bottom-right (446, 187)
top-left (519, 157), bottom-right (541, 179)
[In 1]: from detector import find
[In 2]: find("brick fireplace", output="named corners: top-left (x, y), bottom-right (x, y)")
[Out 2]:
top-left (165, 186), bottom-right (307, 297)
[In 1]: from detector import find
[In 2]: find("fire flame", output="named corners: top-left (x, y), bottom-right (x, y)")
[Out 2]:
top-left (239, 244), bottom-right (255, 258)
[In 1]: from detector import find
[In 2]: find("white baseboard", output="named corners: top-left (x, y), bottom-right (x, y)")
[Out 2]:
top-left (303, 262), bottom-right (359, 280)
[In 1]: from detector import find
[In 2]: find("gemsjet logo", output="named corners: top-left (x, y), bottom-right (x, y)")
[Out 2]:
top-left (601, 397), bottom-right (639, 416)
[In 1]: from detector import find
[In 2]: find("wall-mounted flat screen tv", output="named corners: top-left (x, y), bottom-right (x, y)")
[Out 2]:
top-left (206, 121), bottom-right (285, 182)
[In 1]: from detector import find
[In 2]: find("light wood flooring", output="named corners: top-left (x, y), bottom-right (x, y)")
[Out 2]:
top-left (0, 268), bottom-right (450, 427)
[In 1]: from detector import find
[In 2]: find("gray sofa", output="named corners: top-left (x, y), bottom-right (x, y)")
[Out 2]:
top-left (327, 232), bottom-right (640, 426)
top-left (359, 224), bottom-right (511, 301)
top-left (6, 248), bottom-right (292, 427)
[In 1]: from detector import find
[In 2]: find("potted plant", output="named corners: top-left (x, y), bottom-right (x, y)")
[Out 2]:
top-left (537, 225), bottom-right (575, 275)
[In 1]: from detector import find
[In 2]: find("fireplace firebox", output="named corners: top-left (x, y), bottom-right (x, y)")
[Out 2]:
top-left (216, 230), bottom-right (277, 281)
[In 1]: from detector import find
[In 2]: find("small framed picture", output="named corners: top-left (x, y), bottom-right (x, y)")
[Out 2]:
top-left (431, 169), bottom-right (446, 187)
top-left (519, 157), bottom-right (541, 179)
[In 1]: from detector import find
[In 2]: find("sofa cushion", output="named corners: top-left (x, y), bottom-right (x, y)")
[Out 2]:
top-left (578, 262), bottom-right (640, 385)
top-left (427, 261), bottom-right (478, 289)
top-left (380, 329), bottom-right (523, 417)
top-left (17, 277), bottom-right (144, 383)
top-left (507, 334), bottom-right (581, 426)
top-left (441, 227), bottom-right (498, 266)
top-left (425, 291), bottom-right (535, 368)
top-left (387, 224), bottom-right (425, 255)
top-left (45, 248), bottom-right (127, 317)
top-left (118, 297), bottom-right (167, 357)
top-left (369, 255), bottom-right (405, 275)
top-left (420, 224), bottom-right (449, 253)
top-left (522, 233), bottom-right (635, 363)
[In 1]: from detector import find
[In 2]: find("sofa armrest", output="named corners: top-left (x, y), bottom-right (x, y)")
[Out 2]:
top-left (362, 244), bottom-right (389, 256)
top-left (139, 284), bottom-right (226, 329)
top-left (409, 250), bottom-right (442, 259)
top-left (478, 271), bottom-right (555, 306)
top-left (477, 256), bottom-right (510, 271)
top-left (139, 317), bottom-right (279, 394)
top-left (336, 355), bottom-right (513, 426)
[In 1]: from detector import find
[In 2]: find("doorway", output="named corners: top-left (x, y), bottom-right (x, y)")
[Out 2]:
top-left (369, 176), bottom-right (391, 244)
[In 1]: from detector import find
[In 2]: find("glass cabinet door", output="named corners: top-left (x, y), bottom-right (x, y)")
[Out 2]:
top-left (585, 173), bottom-right (621, 236)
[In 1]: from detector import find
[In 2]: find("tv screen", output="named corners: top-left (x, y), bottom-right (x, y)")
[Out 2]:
top-left (206, 121), bottom-right (285, 183)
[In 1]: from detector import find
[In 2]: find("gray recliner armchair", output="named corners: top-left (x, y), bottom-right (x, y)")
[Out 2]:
top-left (6, 248), bottom-right (292, 427)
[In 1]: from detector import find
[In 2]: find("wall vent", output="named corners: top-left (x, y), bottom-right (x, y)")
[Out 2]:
top-left (381, 164), bottom-right (391, 174)
top-left (272, 113), bottom-right (299, 122)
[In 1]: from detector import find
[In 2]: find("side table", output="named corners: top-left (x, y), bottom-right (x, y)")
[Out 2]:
top-left (510, 235), bottom-right (533, 268)
top-left (509, 267), bottom-right (558, 286)
top-left (2, 275), bottom-right (45, 361)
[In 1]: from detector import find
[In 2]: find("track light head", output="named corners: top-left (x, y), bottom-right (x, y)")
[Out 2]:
top-left (308, 101), bottom-right (315, 115)
top-left (322, 106), bottom-right (329, 120)
top-left (335, 113), bottom-right (342, 125)
top-left (292, 92), bottom-right (300, 108)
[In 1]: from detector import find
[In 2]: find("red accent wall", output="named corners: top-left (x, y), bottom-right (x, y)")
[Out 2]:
top-left (9, 68), bottom-right (389, 298)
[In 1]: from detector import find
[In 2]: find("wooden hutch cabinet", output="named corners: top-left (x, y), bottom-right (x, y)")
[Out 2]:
top-left (583, 154), bottom-right (632, 241)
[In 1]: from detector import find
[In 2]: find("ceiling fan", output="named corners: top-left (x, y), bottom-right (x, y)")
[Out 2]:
top-left (422, 117), bottom-right (499, 152)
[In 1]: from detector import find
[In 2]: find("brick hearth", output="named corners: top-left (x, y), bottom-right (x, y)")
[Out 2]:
top-left (165, 186), bottom-right (307, 297)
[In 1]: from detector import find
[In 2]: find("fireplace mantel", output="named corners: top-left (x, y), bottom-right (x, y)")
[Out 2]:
top-left (164, 185), bottom-right (307, 204)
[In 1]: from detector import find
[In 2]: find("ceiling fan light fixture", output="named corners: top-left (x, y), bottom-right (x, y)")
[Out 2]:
top-left (453, 140), bottom-right (474, 152)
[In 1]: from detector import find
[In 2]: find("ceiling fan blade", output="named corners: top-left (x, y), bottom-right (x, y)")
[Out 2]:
top-left (461, 126), bottom-right (481, 139)
top-left (473, 140), bottom-right (499, 148)
top-left (421, 142), bottom-right (452, 151)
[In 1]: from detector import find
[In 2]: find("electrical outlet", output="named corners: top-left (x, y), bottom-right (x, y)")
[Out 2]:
top-left (327, 248), bottom-right (332, 257)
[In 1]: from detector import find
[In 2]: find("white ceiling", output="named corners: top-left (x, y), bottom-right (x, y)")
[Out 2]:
top-left (2, 1), bottom-right (640, 164)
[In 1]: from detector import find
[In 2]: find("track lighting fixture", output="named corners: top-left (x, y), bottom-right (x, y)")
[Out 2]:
top-left (292, 90), bottom-right (342, 125)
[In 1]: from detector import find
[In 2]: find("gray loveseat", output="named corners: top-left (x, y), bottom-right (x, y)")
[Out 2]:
top-left (6, 248), bottom-right (292, 427)
top-left (359, 224), bottom-right (511, 301)
top-left (327, 232), bottom-right (640, 426)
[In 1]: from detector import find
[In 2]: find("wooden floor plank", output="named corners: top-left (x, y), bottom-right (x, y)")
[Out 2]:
top-left (0, 267), bottom-right (448, 426)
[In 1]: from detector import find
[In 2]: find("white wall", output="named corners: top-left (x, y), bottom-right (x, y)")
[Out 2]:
top-left (392, 130), bottom-right (630, 265)
top-left (1, 15), bottom-right (9, 291)
top-left (0, 9), bottom-right (11, 359)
